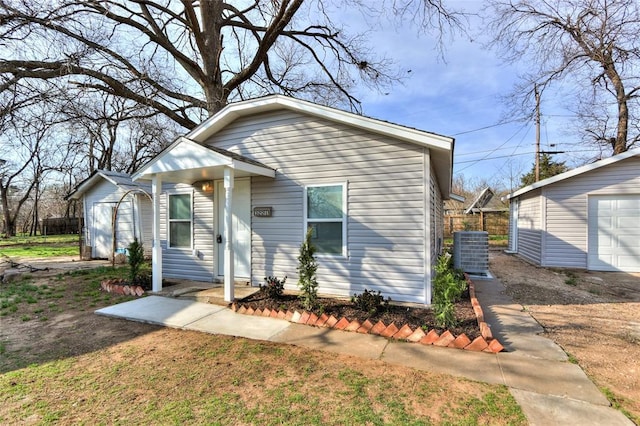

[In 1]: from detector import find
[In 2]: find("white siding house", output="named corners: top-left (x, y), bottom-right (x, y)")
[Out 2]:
top-left (505, 149), bottom-right (640, 272)
top-left (133, 95), bottom-right (455, 304)
top-left (67, 170), bottom-right (153, 259)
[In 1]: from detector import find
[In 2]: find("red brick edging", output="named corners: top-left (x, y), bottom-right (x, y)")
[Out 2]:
top-left (232, 276), bottom-right (504, 353)
top-left (100, 279), bottom-right (145, 297)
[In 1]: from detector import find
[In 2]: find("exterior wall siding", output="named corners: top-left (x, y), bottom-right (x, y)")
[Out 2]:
top-left (542, 156), bottom-right (640, 268)
top-left (430, 164), bottom-right (443, 288)
top-left (515, 190), bottom-right (542, 264)
top-left (84, 179), bottom-right (140, 258)
top-left (205, 110), bottom-right (429, 303)
top-left (159, 183), bottom-right (216, 282)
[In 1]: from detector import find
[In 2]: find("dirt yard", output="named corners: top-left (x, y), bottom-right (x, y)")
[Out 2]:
top-left (0, 259), bottom-right (525, 424)
top-left (2, 252), bottom-right (639, 423)
top-left (489, 249), bottom-right (640, 423)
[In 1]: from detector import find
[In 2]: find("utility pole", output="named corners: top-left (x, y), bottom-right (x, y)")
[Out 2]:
top-left (534, 84), bottom-right (541, 182)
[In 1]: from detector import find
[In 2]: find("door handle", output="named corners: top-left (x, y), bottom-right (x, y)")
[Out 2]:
top-left (216, 234), bottom-right (222, 244)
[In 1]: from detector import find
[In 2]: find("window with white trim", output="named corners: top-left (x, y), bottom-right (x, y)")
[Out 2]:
top-left (305, 183), bottom-right (346, 256)
top-left (168, 193), bottom-right (192, 248)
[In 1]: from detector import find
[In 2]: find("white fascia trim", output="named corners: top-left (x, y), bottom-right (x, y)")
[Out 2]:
top-left (449, 193), bottom-right (465, 203)
top-left (133, 137), bottom-right (193, 180)
top-left (68, 171), bottom-right (119, 200)
top-left (134, 136), bottom-right (274, 180)
top-left (506, 148), bottom-right (640, 200)
top-left (231, 159), bottom-right (276, 178)
top-left (187, 95), bottom-right (454, 151)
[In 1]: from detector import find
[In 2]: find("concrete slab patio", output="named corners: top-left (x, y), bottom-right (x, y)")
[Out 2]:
top-left (95, 278), bottom-right (633, 425)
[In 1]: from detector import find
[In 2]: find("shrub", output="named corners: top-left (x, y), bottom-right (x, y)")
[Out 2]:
top-left (351, 289), bottom-right (390, 315)
top-left (127, 238), bottom-right (145, 285)
top-left (297, 227), bottom-right (319, 311)
top-left (261, 275), bottom-right (287, 299)
top-left (432, 252), bottom-right (467, 328)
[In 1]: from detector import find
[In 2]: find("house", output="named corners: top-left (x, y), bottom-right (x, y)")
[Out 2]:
top-left (505, 148), bottom-right (640, 272)
top-left (67, 170), bottom-right (153, 259)
top-left (133, 95), bottom-right (455, 304)
top-left (443, 187), bottom-right (509, 237)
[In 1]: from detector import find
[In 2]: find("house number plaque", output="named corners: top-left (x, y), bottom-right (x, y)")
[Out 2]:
top-left (253, 207), bottom-right (272, 217)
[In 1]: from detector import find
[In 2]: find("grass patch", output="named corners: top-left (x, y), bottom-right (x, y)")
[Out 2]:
top-left (0, 266), bottom-right (129, 323)
top-left (0, 245), bottom-right (78, 258)
top-left (566, 352), bottom-right (579, 364)
top-left (0, 234), bottom-right (78, 258)
top-left (0, 336), bottom-right (526, 425)
top-left (0, 234), bottom-right (78, 246)
top-left (564, 271), bottom-right (578, 286)
top-left (601, 387), bottom-right (639, 424)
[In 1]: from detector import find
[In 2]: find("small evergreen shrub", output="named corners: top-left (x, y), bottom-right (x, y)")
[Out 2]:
top-left (297, 227), bottom-right (319, 311)
top-left (127, 238), bottom-right (145, 285)
top-left (261, 275), bottom-right (287, 299)
top-left (351, 289), bottom-right (390, 315)
top-left (432, 252), bottom-right (467, 328)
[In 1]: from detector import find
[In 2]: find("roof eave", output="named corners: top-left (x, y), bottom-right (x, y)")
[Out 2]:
top-left (506, 148), bottom-right (640, 200)
top-left (187, 95), bottom-right (454, 151)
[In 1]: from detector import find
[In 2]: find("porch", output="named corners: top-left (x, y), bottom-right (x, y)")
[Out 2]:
top-left (132, 137), bottom-right (275, 302)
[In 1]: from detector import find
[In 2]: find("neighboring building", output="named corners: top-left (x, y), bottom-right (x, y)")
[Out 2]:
top-left (505, 148), bottom-right (640, 272)
top-left (443, 187), bottom-right (509, 237)
top-left (67, 170), bottom-right (153, 259)
top-left (133, 95), bottom-right (455, 304)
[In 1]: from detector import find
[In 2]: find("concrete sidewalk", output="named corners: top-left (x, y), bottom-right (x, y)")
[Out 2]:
top-left (96, 278), bottom-right (633, 425)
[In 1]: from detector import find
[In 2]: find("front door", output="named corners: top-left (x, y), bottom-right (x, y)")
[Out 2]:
top-left (217, 178), bottom-right (251, 278)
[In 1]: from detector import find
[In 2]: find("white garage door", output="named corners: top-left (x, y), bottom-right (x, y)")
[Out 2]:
top-left (588, 195), bottom-right (640, 272)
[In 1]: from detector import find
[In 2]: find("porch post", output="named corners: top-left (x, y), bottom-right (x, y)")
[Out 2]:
top-left (223, 167), bottom-right (235, 302)
top-left (151, 175), bottom-right (163, 292)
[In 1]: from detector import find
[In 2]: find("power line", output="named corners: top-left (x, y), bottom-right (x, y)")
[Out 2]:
top-left (455, 148), bottom-right (602, 164)
top-left (456, 122), bottom-right (531, 172)
top-left (456, 151), bottom-right (534, 164)
top-left (451, 117), bottom-right (526, 136)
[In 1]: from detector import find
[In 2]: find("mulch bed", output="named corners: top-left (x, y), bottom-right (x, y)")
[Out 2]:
top-left (237, 289), bottom-right (481, 340)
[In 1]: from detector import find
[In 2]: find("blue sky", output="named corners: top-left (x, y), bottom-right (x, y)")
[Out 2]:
top-left (342, 3), bottom-right (594, 191)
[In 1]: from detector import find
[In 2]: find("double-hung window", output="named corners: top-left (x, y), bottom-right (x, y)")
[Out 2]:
top-left (168, 193), bottom-right (192, 248)
top-left (305, 183), bottom-right (346, 256)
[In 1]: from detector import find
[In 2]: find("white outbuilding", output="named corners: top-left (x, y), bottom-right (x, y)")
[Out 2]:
top-left (67, 170), bottom-right (153, 259)
top-left (505, 148), bottom-right (640, 272)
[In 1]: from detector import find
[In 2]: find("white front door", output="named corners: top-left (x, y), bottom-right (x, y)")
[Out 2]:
top-left (588, 195), bottom-right (640, 272)
top-left (217, 178), bottom-right (251, 278)
top-left (92, 202), bottom-right (114, 259)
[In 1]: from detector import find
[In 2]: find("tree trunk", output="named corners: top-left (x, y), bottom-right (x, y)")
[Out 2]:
top-left (604, 62), bottom-right (629, 154)
top-left (200, 0), bottom-right (227, 116)
top-left (1, 185), bottom-right (15, 237)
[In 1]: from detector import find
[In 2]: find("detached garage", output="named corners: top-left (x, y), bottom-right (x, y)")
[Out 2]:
top-left (505, 148), bottom-right (640, 272)
top-left (67, 170), bottom-right (153, 260)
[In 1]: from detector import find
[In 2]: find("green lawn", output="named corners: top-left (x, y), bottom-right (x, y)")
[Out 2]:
top-left (0, 234), bottom-right (79, 258)
top-left (0, 261), bottom-right (527, 425)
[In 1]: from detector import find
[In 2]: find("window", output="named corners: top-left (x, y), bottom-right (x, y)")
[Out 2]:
top-left (305, 183), bottom-right (346, 255)
top-left (168, 193), bottom-right (192, 248)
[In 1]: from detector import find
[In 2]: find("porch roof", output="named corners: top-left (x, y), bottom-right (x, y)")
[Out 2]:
top-left (132, 137), bottom-right (276, 183)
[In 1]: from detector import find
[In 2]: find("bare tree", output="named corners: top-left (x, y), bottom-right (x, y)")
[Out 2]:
top-left (0, 124), bottom-right (41, 238)
top-left (62, 92), bottom-right (178, 173)
top-left (0, 0), bottom-right (463, 130)
top-left (0, 79), bottom-right (68, 236)
top-left (0, 0), bottom-right (391, 129)
top-left (487, 0), bottom-right (640, 154)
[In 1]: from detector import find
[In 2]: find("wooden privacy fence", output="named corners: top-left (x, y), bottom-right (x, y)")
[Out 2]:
top-left (444, 212), bottom-right (509, 238)
top-left (42, 217), bottom-right (83, 235)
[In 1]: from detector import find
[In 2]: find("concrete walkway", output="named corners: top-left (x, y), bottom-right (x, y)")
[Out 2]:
top-left (96, 278), bottom-right (633, 425)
